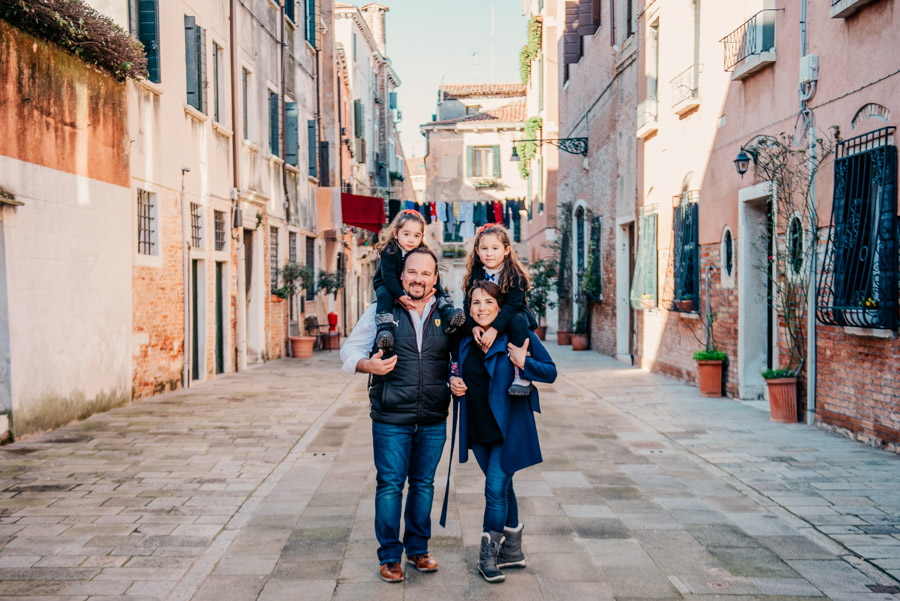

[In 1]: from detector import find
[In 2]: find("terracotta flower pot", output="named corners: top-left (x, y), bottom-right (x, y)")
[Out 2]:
top-left (571, 333), bottom-right (589, 351)
top-left (535, 325), bottom-right (547, 341)
top-left (675, 299), bottom-right (694, 312)
top-left (766, 377), bottom-right (798, 423)
top-left (697, 360), bottom-right (723, 397)
top-left (289, 336), bottom-right (315, 359)
top-left (557, 330), bottom-right (572, 345)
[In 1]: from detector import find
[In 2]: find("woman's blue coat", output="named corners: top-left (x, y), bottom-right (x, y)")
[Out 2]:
top-left (456, 331), bottom-right (557, 474)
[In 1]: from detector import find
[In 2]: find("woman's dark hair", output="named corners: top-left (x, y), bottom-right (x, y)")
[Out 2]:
top-left (467, 280), bottom-right (504, 306)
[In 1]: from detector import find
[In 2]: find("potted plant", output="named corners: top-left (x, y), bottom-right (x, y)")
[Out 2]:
top-left (317, 270), bottom-right (344, 349)
top-left (276, 262), bottom-right (316, 358)
top-left (571, 307), bottom-right (589, 350)
top-left (675, 294), bottom-right (695, 312)
top-left (750, 131), bottom-right (837, 423)
top-left (552, 201), bottom-right (573, 344)
top-left (526, 258), bottom-right (557, 341)
top-left (694, 349), bottom-right (727, 396)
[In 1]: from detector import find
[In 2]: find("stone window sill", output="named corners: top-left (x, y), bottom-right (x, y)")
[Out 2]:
top-left (184, 103), bottom-right (209, 123)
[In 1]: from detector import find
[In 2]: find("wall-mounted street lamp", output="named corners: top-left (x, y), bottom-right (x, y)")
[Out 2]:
top-left (733, 145), bottom-right (758, 178)
top-left (511, 137), bottom-right (589, 161)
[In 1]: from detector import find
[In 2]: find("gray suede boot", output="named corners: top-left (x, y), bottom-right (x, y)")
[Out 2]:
top-left (477, 531), bottom-right (505, 583)
top-left (497, 523), bottom-right (526, 568)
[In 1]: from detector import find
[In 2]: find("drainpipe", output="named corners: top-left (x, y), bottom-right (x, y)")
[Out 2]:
top-left (180, 167), bottom-right (192, 388)
top-left (230, 0), bottom-right (247, 372)
top-left (801, 0), bottom-right (818, 425)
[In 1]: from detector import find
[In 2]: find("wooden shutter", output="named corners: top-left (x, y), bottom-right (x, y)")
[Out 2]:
top-left (307, 120), bottom-right (317, 178)
top-left (389, 92), bottom-right (397, 109)
top-left (269, 92), bottom-right (279, 156)
top-left (284, 102), bottom-right (299, 166)
top-left (138, 0), bottom-right (160, 83)
top-left (492, 145), bottom-right (501, 177)
top-left (306, 0), bottom-right (316, 48)
top-left (319, 141), bottom-right (330, 187)
top-left (609, 0), bottom-right (616, 45)
top-left (285, 0), bottom-right (295, 22)
top-left (184, 16), bottom-right (199, 109)
top-left (353, 99), bottom-right (361, 138)
top-left (466, 146), bottom-right (475, 178)
top-left (199, 27), bottom-right (208, 114)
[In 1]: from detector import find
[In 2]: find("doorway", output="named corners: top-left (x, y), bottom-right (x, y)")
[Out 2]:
top-left (215, 261), bottom-right (225, 374)
top-left (616, 220), bottom-right (635, 363)
top-left (191, 259), bottom-right (206, 381)
top-left (738, 183), bottom-right (776, 399)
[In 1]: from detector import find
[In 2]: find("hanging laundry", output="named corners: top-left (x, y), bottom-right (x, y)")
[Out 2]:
top-left (493, 201), bottom-right (503, 223)
top-left (388, 198), bottom-right (401, 223)
top-left (437, 201), bottom-right (448, 222)
top-left (430, 202), bottom-right (438, 221)
top-left (502, 200), bottom-right (511, 229)
top-left (460, 201), bottom-right (475, 239)
top-left (404, 200), bottom-right (416, 211)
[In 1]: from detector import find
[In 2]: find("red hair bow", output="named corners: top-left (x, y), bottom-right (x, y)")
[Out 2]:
top-left (402, 209), bottom-right (419, 215)
top-left (477, 222), bottom-right (497, 235)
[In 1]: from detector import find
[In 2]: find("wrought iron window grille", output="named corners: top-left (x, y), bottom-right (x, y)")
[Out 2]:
top-left (137, 189), bottom-right (156, 256)
top-left (214, 210), bottom-right (225, 252)
top-left (720, 9), bottom-right (781, 72)
top-left (817, 126), bottom-right (898, 330)
top-left (630, 212), bottom-right (659, 310)
top-left (663, 191), bottom-right (700, 312)
top-left (190, 203), bottom-right (202, 248)
top-left (289, 232), bottom-right (297, 263)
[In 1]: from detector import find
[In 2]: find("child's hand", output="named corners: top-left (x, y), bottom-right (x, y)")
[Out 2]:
top-left (480, 327), bottom-right (498, 350)
top-left (472, 325), bottom-right (485, 346)
top-left (507, 338), bottom-right (529, 369)
top-left (398, 295), bottom-right (416, 310)
top-left (450, 376), bottom-right (467, 396)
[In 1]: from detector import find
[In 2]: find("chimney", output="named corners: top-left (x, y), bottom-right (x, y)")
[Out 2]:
top-left (361, 3), bottom-right (388, 55)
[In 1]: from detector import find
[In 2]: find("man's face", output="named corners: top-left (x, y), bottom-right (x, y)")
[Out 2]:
top-left (401, 252), bottom-right (438, 300)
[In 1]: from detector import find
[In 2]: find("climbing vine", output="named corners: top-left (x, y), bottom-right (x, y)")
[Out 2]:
top-left (516, 116), bottom-right (543, 179)
top-left (518, 16), bottom-right (542, 84)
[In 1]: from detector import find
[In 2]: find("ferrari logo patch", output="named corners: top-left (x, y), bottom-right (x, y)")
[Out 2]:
top-left (435, 319), bottom-right (441, 328)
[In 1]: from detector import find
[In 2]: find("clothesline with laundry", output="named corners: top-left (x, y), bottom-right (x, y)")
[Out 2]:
top-left (386, 198), bottom-right (532, 239)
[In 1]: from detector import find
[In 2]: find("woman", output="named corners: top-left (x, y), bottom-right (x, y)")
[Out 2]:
top-left (448, 280), bottom-right (557, 583)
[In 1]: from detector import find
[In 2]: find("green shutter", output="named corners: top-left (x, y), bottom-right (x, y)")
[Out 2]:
top-left (466, 146), bottom-right (475, 178)
top-left (353, 99), bottom-right (362, 138)
top-left (492, 145), bottom-right (501, 177)
top-left (306, 0), bottom-right (316, 47)
top-left (138, 0), bottom-right (160, 83)
top-left (269, 92), bottom-right (279, 156)
top-left (285, 0), bottom-right (295, 22)
top-left (285, 102), bottom-right (298, 166)
top-left (389, 92), bottom-right (397, 109)
top-left (307, 120), bottom-right (317, 178)
top-left (184, 16), bottom-right (199, 109)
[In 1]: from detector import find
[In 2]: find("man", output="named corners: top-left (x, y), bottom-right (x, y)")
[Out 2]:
top-left (340, 247), bottom-right (451, 583)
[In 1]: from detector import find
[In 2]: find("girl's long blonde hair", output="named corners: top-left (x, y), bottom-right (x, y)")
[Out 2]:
top-left (462, 223), bottom-right (529, 294)
top-left (376, 209), bottom-right (428, 253)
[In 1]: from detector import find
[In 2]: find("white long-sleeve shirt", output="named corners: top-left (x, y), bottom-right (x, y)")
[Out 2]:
top-left (340, 297), bottom-right (437, 374)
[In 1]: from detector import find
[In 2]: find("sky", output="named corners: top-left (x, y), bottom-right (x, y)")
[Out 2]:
top-left (381, 0), bottom-right (527, 158)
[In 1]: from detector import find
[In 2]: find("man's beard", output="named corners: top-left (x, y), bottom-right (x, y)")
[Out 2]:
top-left (405, 284), bottom-right (427, 300)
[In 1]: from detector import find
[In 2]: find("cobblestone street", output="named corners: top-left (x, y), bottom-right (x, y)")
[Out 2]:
top-left (0, 344), bottom-right (898, 601)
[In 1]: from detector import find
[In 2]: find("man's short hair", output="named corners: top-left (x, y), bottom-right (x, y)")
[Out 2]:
top-left (404, 246), bottom-right (438, 269)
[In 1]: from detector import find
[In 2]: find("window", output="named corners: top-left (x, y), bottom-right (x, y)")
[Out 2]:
top-left (308, 120), bottom-right (318, 178)
top-left (817, 126), bottom-right (898, 330)
top-left (467, 146), bottom-right (500, 178)
top-left (352, 32), bottom-right (357, 62)
top-left (214, 210), bottom-right (225, 251)
top-left (270, 227), bottom-right (280, 288)
top-left (213, 42), bottom-right (224, 123)
top-left (242, 68), bottom-right (251, 140)
top-left (722, 227), bottom-right (734, 277)
top-left (586, 216), bottom-right (602, 300)
top-left (285, 0), bottom-right (295, 23)
top-left (305, 236), bottom-right (316, 301)
top-left (137, 189), bottom-right (157, 255)
top-left (787, 215), bottom-right (803, 275)
top-left (268, 90), bottom-right (279, 157)
top-left (131, 0), bottom-right (160, 83)
top-left (285, 101), bottom-right (299, 166)
top-left (630, 212), bottom-right (658, 309)
top-left (190, 203), bottom-right (203, 248)
top-left (306, 0), bottom-right (317, 48)
top-left (664, 192), bottom-right (699, 312)
top-left (289, 232), bottom-right (297, 263)
top-left (184, 16), bottom-right (207, 113)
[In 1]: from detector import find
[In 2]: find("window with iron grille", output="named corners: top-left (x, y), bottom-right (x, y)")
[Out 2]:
top-left (289, 232), bottom-right (297, 263)
top-left (305, 236), bottom-right (316, 301)
top-left (630, 212), bottom-right (658, 309)
top-left (137, 189), bottom-right (157, 255)
top-left (663, 192), bottom-right (699, 312)
top-left (270, 227), bottom-right (280, 288)
top-left (214, 210), bottom-right (225, 251)
top-left (817, 126), bottom-right (898, 330)
top-left (190, 203), bottom-right (203, 248)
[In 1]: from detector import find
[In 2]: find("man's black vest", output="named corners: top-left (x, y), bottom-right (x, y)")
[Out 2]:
top-left (368, 303), bottom-right (451, 425)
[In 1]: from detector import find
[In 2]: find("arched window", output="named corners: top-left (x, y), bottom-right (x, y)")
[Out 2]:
top-left (788, 215), bottom-right (803, 275)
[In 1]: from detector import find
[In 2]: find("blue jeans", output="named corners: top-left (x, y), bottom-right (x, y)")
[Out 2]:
top-left (372, 420), bottom-right (447, 564)
top-left (471, 442), bottom-right (519, 533)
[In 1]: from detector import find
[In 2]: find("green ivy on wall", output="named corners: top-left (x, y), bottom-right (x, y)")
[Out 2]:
top-left (518, 16), bottom-right (542, 85)
top-left (516, 116), bottom-right (543, 179)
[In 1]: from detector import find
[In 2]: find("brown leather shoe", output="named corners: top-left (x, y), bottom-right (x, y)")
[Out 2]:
top-left (406, 552), bottom-right (439, 572)
top-left (380, 562), bottom-right (403, 582)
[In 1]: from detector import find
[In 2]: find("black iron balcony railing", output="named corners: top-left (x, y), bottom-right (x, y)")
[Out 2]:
top-left (637, 95), bottom-right (658, 131)
top-left (670, 65), bottom-right (699, 107)
top-left (720, 9), bottom-right (779, 72)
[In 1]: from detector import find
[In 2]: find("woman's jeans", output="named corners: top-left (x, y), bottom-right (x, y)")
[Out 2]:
top-left (372, 421), bottom-right (447, 564)
top-left (470, 441), bottom-right (519, 533)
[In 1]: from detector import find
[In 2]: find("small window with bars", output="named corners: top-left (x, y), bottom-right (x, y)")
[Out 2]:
top-left (190, 203), bottom-right (203, 248)
top-left (137, 189), bottom-right (157, 256)
top-left (214, 210), bottom-right (225, 251)
top-left (630, 212), bottom-right (658, 310)
top-left (663, 191), bottom-right (699, 312)
top-left (817, 126), bottom-right (898, 330)
top-left (289, 232), bottom-right (297, 263)
top-left (270, 226), bottom-right (280, 288)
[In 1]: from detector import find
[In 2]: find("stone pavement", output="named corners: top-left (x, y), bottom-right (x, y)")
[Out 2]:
top-left (0, 343), bottom-right (897, 601)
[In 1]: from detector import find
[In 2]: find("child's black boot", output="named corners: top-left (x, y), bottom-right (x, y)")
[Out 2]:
top-left (375, 313), bottom-right (396, 353)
